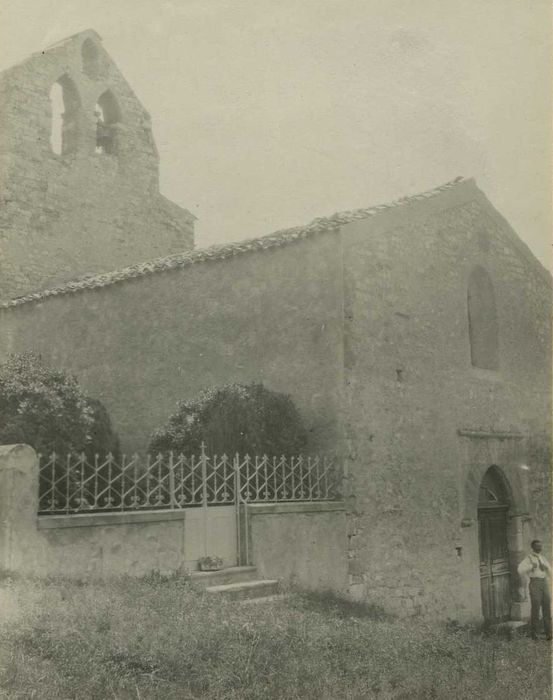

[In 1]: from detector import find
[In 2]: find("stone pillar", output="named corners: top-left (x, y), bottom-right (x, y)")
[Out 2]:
top-left (508, 514), bottom-right (531, 621)
top-left (0, 444), bottom-right (40, 573)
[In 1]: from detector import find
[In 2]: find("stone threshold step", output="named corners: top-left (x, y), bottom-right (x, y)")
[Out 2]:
top-left (492, 620), bottom-right (528, 639)
top-left (494, 621), bottom-right (527, 630)
top-left (206, 579), bottom-right (279, 594)
top-left (191, 566), bottom-right (257, 578)
top-left (190, 566), bottom-right (257, 586)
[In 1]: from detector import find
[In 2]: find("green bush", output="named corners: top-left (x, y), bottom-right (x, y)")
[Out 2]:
top-left (0, 352), bottom-right (119, 458)
top-left (85, 398), bottom-right (120, 459)
top-left (149, 383), bottom-right (307, 456)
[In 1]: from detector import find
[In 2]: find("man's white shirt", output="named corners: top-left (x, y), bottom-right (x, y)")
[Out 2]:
top-left (517, 553), bottom-right (551, 585)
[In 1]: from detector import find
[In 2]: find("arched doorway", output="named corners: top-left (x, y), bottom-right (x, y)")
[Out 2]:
top-left (478, 466), bottom-right (511, 622)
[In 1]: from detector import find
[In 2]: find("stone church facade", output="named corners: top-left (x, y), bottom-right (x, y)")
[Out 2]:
top-left (0, 32), bottom-right (551, 624)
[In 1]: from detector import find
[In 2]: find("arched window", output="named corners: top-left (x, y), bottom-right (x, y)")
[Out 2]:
top-left (81, 38), bottom-right (101, 79)
top-left (49, 75), bottom-right (80, 155)
top-left (467, 267), bottom-right (499, 370)
top-left (94, 90), bottom-right (121, 155)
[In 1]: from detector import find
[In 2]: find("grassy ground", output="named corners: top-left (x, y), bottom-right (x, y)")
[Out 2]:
top-left (0, 573), bottom-right (550, 699)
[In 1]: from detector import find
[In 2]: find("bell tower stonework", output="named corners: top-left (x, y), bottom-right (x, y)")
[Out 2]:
top-left (0, 29), bottom-right (195, 301)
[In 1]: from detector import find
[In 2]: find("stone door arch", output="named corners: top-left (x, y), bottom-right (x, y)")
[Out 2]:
top-left (461, 439), bottom-right (530, 622)
top-left (477, 466), bottom-right (511, 622)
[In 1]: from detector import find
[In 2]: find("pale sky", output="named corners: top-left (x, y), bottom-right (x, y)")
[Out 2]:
top-left (1, 0), bottom-right (551, 268)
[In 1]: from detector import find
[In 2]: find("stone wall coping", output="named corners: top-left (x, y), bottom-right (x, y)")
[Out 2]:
top-left (246, 501), bottom-right (346, 516)
top-left (37, 509), bottom-right (186, 530)
top-left (0, 443), bottom-right (36, 460)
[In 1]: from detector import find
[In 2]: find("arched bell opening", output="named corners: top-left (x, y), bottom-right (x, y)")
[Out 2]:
top-left (49, 74), bottom-right (81, 155)
top-left (94, 90), bottom-right (122, 155)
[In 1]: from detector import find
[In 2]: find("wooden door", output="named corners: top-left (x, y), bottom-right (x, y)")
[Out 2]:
top-left (478, 507), bottom-right (511, 622)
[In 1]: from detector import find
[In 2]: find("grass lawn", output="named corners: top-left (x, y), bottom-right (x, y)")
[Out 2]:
top-left (0, 572), bottom-right (550, 699)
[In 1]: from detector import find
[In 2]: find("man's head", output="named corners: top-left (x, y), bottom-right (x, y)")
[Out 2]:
top-left (531, 540), bottom-right (543, 553)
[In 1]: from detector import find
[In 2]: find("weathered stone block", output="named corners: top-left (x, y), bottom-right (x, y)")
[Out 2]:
top-left (347, 583), bottom-right (366, 602)
top-left (348, 559), bottom-right (365, 576)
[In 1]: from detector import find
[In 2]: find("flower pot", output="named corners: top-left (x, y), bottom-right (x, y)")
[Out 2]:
top-left (199, 557), bottom-right (224, 572)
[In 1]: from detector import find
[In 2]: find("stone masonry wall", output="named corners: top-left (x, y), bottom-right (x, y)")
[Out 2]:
top-left (341, 180), bottom-right (551, 620)
top-left (247, 502), bottom-right (348, 592)
top-left (0, 30), bottom-right (194, 301)
top-left (0, 231), bottom-right (345, 456)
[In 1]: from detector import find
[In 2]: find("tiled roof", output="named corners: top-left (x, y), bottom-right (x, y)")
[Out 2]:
top-left (0, 177), bottom-right (465, 309)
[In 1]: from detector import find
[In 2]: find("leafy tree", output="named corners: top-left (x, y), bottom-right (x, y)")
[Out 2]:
top-left (149, 383), bottom-right (307, 456)
top-left (85, 398), bottom-right (121, 459)
top-left (0, 352), bottom-right (119, 458)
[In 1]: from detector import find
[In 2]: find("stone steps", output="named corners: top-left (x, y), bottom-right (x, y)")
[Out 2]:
top-left (190, 566), bottom-right (258, 588)
top-left (205, 578), bottom-right (280, 601)
top-left (190, 565), bottom-right (281, 601)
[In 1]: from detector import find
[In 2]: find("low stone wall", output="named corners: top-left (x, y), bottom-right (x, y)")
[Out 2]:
top-left (246, 502), bottom-right (348, 592)
top-left (0, 445), bottom-right (191, 577)
top-left (0, 445), bottom-right (348, 588)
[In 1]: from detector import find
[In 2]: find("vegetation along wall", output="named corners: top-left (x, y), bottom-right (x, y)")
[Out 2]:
top-left (0, 230), bottom-right (345, 456)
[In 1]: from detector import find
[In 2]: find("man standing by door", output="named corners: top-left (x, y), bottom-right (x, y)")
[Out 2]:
top-left (517, 539), bottom-right (552, 640)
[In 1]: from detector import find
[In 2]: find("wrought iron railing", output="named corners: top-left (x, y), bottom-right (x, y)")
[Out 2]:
top-left (38, 446), bottom-right (342, 514)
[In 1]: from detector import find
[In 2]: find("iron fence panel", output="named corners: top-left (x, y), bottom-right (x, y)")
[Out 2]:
top-left (38, 445), bottom-right (342, 515)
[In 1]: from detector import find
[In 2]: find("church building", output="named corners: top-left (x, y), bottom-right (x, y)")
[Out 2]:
top-left (0, 31), bottom-right (550, 625)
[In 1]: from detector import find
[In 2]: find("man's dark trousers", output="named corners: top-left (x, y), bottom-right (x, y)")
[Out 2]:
top-left (529, 579), bottom-right (552, 639)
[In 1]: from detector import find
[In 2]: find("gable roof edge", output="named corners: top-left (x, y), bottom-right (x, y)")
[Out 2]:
top-left (469, 183), bottom-right (551, 286)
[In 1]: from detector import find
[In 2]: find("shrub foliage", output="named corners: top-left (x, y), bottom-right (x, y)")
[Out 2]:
top-left (0, 352), bottom-right (119, 458)
top-left (149, 382), bottom-right (308, 456)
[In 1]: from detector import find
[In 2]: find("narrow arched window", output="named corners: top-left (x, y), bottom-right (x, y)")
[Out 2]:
top-left (467, 267), bottom-right (499, 370)
top-left (94, 90), bottom-right (121, 155)
top-left (49, 75), bottom-right (80, 155)
top-left (82, 39), bottom-right (101, 79)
